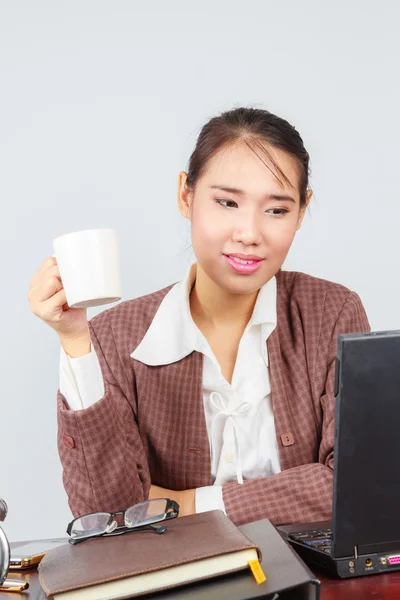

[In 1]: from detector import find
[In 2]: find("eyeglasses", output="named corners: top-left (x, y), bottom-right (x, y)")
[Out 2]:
top-left (66, 498), bottom-right (179, 545)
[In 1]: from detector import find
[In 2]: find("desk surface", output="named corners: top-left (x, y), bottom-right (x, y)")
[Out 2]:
top-left (3, 565), bottom-right (400, 599)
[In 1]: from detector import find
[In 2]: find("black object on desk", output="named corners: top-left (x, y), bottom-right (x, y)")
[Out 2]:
top-left (279, 330), bottom-right (400, 579)
top-left (154, 519), bottom-right (320, 599)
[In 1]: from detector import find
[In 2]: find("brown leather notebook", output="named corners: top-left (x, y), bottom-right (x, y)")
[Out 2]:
top-left (38, 510), bottom-right (262, 600)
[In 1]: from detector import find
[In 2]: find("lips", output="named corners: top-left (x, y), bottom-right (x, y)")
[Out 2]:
top-left (223, 253), bottom-right (264, 274)
top-left (227, 253), bottom-right (264, 262)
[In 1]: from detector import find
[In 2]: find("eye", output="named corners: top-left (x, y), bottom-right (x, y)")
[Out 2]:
top-left (215, 198), bottom-right (238, 209)
top-left (266, 208), bottom-right (289, 216)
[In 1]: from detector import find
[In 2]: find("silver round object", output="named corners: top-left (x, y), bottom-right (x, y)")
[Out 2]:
top-left (0, 527), bottom-right (10, 586)
top-left (0, 499), bottom-right (7, 523)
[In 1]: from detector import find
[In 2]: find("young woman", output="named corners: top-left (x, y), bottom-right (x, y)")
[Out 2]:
top-left (29, 107), bottom-right (370, 527)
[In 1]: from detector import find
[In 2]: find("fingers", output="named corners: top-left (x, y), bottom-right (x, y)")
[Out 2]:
top-left (30, 263), bottom-right (62, 292)
top-left (28, 265), bottom-right (62, 301)
top-left (29, 257), bottom-right (58, 290)
top-left (40, 288), bottom-right (68, 321)
top-left (31, 287), bottom-right (67, 324)
top-left (36, 273), bottom-right (63, 303)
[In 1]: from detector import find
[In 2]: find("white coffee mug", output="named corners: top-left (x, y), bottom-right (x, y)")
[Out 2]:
top-left (53, 229), bottom-right (122, 309)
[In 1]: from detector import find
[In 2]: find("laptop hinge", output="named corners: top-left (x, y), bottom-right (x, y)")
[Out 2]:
top-left (354, 545), bottom-right (358, 559)
top-left (359, 539), bottom-right (400, 555)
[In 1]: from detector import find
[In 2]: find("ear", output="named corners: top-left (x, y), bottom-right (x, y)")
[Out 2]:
top-left (177, 171), bottom-right (192, 221)
top-left (296, 189), bottom-right (312, 231)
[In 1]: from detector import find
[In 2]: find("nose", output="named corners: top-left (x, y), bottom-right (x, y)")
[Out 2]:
top-left (231, 207), bottom-right (262, 247)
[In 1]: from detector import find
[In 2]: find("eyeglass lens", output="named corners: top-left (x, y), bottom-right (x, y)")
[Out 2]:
top-left (70, 499), bottom-right (170, 539)
top-left (125, 499), bottom-right (169, 527)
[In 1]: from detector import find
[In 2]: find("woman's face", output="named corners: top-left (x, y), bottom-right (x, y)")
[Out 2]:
top-left (178, 141), bottom-right (310, 296)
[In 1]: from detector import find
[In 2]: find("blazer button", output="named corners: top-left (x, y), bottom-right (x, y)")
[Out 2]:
top-left (63, 434), bottom-right (75, 449)
top-left (280, 432), bottom-right (295, 447)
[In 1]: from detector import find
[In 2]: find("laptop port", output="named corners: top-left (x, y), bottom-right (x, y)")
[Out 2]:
top-left (387, 555), bottom-right (400, 565)
top-left (365, 558), bottom-right (373, 567)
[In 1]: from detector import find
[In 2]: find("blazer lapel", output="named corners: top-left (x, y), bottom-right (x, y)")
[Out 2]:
top-left (183, 351), bottom-right (213, 488)
top-left (138, 350), bottom-right (212, 490)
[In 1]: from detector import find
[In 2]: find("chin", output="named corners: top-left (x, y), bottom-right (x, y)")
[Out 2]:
top-left (210, 270), bottom-right (270, 296)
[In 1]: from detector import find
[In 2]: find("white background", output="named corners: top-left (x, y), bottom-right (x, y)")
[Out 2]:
top-left (1, 0), bottom-right (399, 541)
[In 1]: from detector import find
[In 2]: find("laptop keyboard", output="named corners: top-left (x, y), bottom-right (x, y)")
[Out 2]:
top-left (288, 528), bottom-right (332, 554)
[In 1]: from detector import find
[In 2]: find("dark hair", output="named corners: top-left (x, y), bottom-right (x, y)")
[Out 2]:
top-left (186, 107), bottom-right (311, 207)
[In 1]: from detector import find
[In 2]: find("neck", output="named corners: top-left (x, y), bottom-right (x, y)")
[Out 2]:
top-left (189, 264), bottom-right (258, 328)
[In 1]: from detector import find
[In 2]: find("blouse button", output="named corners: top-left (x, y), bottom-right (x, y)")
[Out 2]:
top-left (224, 453), bottom-right (234, 463)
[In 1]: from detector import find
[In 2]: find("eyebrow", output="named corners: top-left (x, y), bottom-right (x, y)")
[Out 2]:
top-left (209, 184), bottom-right (297, 203)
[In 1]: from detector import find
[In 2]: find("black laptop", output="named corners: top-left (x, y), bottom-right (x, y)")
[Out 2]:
top-left (278, 330), bottom-right (400, 578)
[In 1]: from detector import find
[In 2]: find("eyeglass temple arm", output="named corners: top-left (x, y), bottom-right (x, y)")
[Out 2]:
top-left (68, 523), bottom-right (167, 545)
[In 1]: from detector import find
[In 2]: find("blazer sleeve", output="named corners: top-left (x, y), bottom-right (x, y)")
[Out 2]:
top-left (57, 311), bottom-right (150, 518)
top-left (221, 291), bottom-right (371, 526)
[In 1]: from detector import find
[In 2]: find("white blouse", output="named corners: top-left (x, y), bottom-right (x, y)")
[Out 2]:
top-left (60, 264), bottom-right (281, 514)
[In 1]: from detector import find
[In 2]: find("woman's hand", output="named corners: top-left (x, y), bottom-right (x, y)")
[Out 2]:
top-left (28, 256), bottom-right (91, 356)
top-left (149, 485), bottom-right (196, 518)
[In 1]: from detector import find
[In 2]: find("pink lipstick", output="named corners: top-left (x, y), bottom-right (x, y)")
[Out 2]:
top-left (224, 253), bottom-right (263, 274)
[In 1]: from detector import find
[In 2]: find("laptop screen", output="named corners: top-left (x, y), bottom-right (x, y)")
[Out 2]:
top-left (332, 330), bottom-right (400, 558)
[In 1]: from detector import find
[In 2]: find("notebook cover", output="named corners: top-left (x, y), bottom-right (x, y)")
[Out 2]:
top-left (159, 519), bottom-right (320, 600)
top-left (38, 510), bottom-right (260, 598)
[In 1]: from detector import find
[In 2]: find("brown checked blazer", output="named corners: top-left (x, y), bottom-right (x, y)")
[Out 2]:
top-left (57, 270), bottom-right (370, 526)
